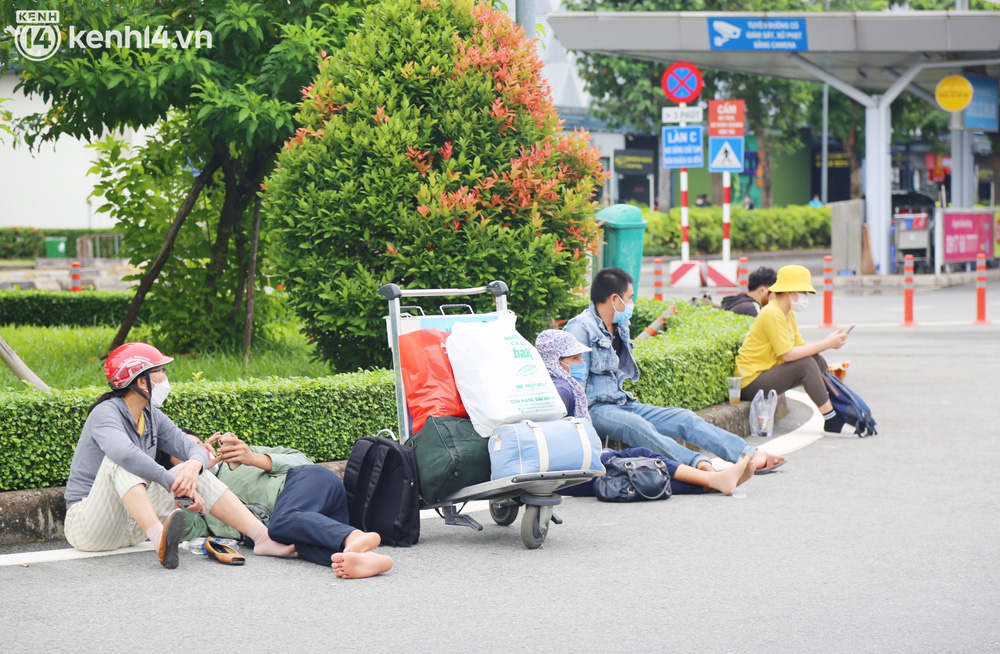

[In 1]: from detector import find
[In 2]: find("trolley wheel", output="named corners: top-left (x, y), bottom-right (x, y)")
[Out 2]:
top-left (490, 502), bottom-right (518, 527)
top-left (520, 505), bottom-right (548, 549)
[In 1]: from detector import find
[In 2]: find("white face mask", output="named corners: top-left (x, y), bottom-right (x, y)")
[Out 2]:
top-left (789, 294), bottom-right (809, 312)
top-left (150, 377), bottom-right (171, 408)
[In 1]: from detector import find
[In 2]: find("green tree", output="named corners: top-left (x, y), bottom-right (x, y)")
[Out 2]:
top-left (0, 0), bottom-right (361, 354)
top-left (263, 0), bottom-right (606, 371)
top-left (562, 0), bottom-right (818, 207)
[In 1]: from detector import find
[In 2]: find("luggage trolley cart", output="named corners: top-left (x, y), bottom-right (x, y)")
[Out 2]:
top-left (378, 280), bottom-right (601, 549)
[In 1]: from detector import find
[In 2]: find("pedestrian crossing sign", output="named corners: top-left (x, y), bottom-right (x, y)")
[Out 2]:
top-left (708, 137), bottom-right (745, 173)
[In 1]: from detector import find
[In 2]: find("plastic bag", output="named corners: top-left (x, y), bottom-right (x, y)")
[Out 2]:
top-left (399, 328), bottom-right (468, 434)
top-left (446, 313), bottom-right (566, 437)
top-left (749, 389), bottom-right (778, 437)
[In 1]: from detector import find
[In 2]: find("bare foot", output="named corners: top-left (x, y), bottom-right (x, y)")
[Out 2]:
top-left (737, 456), bottom-right (755, 486)
top-left (330, 551), bottom-right (394, 579)
top-left (751, 450), bottom-right (785, 472)
top-left (253, 538), bottom-right (298, 558)
top-left (343, 530), bottom-right (381, 554)
top-left (705, 456), bottom-right (750, 495)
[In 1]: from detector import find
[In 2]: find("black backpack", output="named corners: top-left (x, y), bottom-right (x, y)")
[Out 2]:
top-left (343, 433), bottom-right (420, 547)
top-left (823, 372), bottom-right (877, 437)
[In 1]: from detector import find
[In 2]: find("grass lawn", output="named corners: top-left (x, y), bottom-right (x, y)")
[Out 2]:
top-left (0, 322), bottom-right (335, 391)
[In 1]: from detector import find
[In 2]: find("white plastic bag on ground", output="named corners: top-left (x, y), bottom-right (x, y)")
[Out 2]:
top-left (447, 313), bottom-right (566, 437)
top-left (749, 389), bottom-right (778, 437)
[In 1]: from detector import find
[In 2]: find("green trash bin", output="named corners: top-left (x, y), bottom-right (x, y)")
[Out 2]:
top-left (596, 204), bottom-right (647, 288)
top-left (44, 236), bottom-right (67, 258)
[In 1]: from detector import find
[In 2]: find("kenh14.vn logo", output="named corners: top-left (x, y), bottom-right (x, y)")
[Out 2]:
top-left (5, 10), bottom-right (213, 63)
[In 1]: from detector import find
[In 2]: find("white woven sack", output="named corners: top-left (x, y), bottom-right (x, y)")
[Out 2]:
top-left (446, 312), bottom-right (566, 437)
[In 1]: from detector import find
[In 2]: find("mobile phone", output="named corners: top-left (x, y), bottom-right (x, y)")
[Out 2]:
top-left (845, 323), bottom-right (856, 334)
top-left (175, 496), bottom-right (194, 509)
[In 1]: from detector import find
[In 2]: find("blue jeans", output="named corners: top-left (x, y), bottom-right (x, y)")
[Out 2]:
top-left (589, 400), bottom-right (755, 468)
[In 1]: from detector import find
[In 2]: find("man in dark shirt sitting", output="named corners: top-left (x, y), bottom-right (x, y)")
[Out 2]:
top-left (721, 266), bottom-right (777, 317)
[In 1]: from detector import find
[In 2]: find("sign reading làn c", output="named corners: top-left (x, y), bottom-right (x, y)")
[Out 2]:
top-left (936, 75), bottom-right (973, 112)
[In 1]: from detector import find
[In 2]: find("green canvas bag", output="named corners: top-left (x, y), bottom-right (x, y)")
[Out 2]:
top-left (406, 416), bottom-right (491, 505)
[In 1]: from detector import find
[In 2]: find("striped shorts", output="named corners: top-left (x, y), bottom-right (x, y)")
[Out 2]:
top-left (65, 457), bottom-right (228, 552)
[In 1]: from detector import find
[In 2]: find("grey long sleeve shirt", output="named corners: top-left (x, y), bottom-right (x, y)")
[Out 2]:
top-left (65, 396), bottom-right (210, 507)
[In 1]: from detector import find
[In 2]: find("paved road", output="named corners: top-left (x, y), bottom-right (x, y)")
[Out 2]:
top-left (2, 294), bottom-right (999, 653)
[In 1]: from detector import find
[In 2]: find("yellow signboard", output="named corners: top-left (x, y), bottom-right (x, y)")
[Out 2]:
top-left (936, 75), bottom-right (974, 112)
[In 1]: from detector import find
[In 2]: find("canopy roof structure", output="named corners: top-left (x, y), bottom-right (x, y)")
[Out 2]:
top-left (548, 10), bottom-right (1000, 274)
top-left (547, 11), bottom-right (1000, 92)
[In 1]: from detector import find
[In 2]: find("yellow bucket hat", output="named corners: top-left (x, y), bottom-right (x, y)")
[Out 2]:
top-left (769, 265), bottom-right (817, 294)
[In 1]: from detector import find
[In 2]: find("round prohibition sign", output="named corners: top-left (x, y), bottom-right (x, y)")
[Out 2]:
top-left (661, 61), bottom-right (704, 104)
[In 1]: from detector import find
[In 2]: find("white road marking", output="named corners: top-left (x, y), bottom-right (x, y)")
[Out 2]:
top-left (800, 320), bottom-right (994, 329)
top-left (0, 543), bottom-right (153, 567)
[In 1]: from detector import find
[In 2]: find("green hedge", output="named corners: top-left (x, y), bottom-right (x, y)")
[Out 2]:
top-left (0, 372), bottom-right (396, 491)
top-left (629, 304), bottom-right (752, 409)
top-left (0, 290), bottom-right (144, 327)
top-left (0, 228), bottom-right (113, 260)
top-left (0, 303), bottom-right (751, 491)
top-left (0, 227), bottom-right (45, 259)
top-left (641, 204), bottom-right (831, 256)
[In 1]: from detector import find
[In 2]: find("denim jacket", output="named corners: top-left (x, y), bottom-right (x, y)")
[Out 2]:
top-left (564, 304), bottom-right (640, 406)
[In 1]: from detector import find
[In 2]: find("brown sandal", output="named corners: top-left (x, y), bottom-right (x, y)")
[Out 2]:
top-left (203, 538), bottom-right (246, 566)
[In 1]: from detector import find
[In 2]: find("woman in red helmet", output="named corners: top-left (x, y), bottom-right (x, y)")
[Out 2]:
top-left (64, 342), bottom-right (297, 568)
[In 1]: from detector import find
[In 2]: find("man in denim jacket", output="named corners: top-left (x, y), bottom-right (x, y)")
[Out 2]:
top-left (564, 267), bottom-right (785, 473)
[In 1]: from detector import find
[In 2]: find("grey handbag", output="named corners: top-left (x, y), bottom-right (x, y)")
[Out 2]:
top-left (592, 456), bottom-right (671, 502)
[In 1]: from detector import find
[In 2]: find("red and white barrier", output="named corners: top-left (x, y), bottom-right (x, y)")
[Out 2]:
top-left (680, 167), bottom-right (689, 262)
top-left (705, 260), bottom-right (738, 287)
top-left (819, 255), bottom-right (836, 329)
top-left (722, 171), bottom-right (731, 262)
top-left (71, 261), bottom-right (82, 293)
top-left (900, 254), bottom-right (917, 327)
top-left (974, 253), bottom-right (990, 326)
top-left (669, 260), bottom-right (702, 288)
top-left (653, 258), bottom-right (664, 301)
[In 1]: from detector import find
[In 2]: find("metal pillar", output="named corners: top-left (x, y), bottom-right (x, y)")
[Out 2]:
top-left (821, 83), bottom-right (829, 204)
top-left (962, 130), bottom-right (975, 206)
top-left (951, 112), bottom-right (965, 207)
top-left (515, 0), bottom-right (535, 40)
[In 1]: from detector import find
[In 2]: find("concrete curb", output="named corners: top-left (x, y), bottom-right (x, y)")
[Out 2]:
top-left (0, 402), bottom-right (766, 546)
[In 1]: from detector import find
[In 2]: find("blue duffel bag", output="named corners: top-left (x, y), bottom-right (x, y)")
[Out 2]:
top-left (489, 418), bottom-right (605, 479)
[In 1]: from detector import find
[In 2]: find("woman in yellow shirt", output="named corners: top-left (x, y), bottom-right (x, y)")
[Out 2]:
top-left (734, 265), bottom-right (850, 433)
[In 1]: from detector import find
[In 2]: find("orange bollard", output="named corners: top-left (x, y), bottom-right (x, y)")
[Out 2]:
top-left (737, 257), bottom-right (749, 294)
top-left (900, 254), bottom-right (917, 327)
top-left (71, 261), bottom-right (82, 293)
top-left (819, 255), bottom-right (836, 329)
top-left (973, 253), bottom-right (990, 325)
top-left (653, 258), bottom-right (663, 302)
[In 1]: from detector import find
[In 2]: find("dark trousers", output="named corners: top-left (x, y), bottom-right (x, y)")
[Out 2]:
top-left (741, 354), bottom-right (829, 407)
top-left (268, 465), bottom-right (356, 567)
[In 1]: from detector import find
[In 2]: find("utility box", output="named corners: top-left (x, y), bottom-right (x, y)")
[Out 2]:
top-left (44, 236), bottom-right (67, 258)
top-left (596, 204), bottom-right (647, 287)
top-left (830, 200), bottom-right (864, 275)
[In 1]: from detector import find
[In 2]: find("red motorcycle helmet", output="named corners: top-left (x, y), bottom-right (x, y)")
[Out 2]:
top-left (104, 342), bottom-right (174, 389)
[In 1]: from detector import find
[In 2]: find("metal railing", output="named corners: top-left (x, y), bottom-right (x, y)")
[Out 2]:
top-left (76, 233), bottom-right (124, 259)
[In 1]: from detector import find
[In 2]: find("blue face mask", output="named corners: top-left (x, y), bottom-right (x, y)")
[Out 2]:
top-left (612, 296), bottom-right (634, 325)
top-left (568, 362), bottom-right (588, 384)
